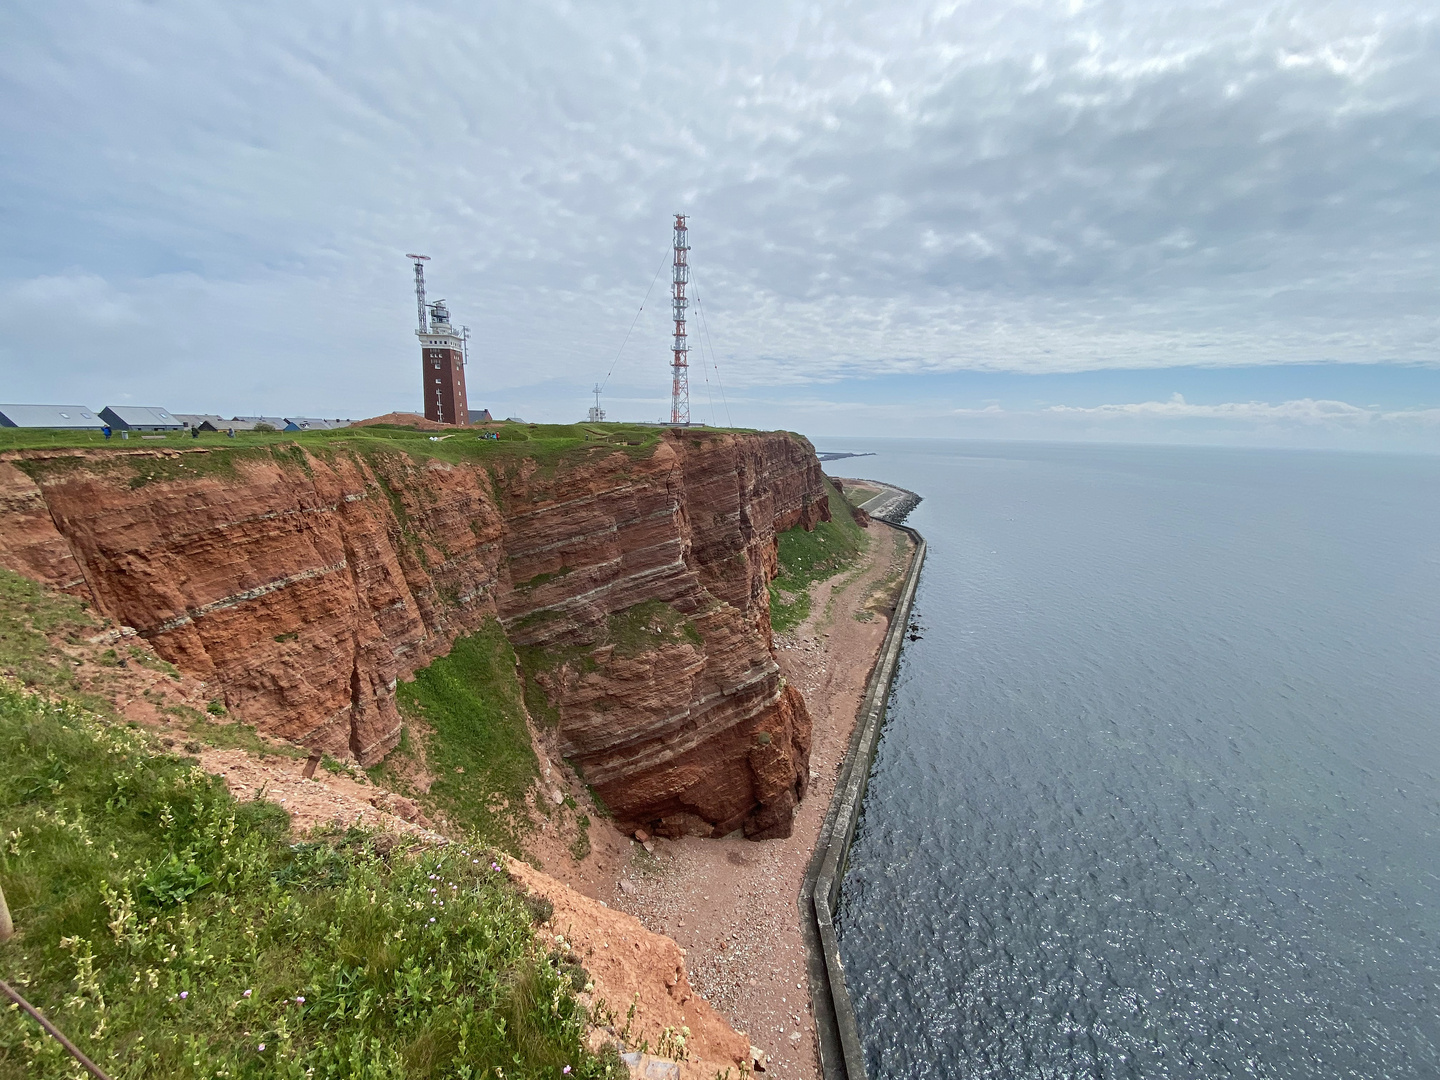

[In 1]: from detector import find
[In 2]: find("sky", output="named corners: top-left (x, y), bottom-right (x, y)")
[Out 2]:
top-left (2, 0), bottom-right (1438, 451)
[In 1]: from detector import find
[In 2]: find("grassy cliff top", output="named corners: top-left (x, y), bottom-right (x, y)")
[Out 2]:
top-left (0, 421), bottom-right (805, 483)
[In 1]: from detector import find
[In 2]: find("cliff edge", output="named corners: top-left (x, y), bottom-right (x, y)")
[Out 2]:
top-left (0, 427), bottom-right (829, 840)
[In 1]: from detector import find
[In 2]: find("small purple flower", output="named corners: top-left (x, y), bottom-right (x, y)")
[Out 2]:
top-left (258, 1044), bottom-right (266, 1052)
top-left (179, 991), bottom-right (188, 1000)
top-left (296, 996), bottom-right (305, 1004)
top-left (430, 917), bottom-right (436, 923)
top-left (243, 989), bottom-right (252, 998)
top-left (563, 1067), bottom-right (572, 1075)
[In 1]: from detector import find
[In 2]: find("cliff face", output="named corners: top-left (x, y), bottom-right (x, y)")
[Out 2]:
top-left (0, 431), bottom-right (828, 839)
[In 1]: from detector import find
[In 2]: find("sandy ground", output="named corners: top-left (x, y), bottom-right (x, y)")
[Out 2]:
top-left (611, 520), bottom-right (915, 1078)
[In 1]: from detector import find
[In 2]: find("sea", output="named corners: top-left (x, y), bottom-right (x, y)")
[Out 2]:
top-left (825, 440), bottom-right (1440, 1080)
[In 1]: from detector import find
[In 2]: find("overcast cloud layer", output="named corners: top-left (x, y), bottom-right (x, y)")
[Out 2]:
top-left (1, 1), bottom-right (1437, 447)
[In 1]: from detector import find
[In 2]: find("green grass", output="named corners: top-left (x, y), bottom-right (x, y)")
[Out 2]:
top-left (0, 422), bottom-right (668, 472)
top-left (0, 570), bottom-right (94, 694)
top-left (392, 619), bottom-right (541, 854)
top-left (0, 682), bottom-right (613, 1080)
top-left (768, 477), bottom-right (868, 633)
top-left (602, 600), bottom-right (702, 658)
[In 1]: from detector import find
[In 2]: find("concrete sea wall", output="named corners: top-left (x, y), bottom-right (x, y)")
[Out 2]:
top-left (802, 502), bottom-right (927, 1080)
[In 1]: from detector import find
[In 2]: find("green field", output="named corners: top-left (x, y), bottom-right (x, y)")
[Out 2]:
top-left (0, 420), bottom-right (761, 465)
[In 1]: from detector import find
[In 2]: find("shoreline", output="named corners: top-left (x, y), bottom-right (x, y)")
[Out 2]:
top-left (609, 481), bottom-right (920, 1078)
top-left (802, 502), bottom-right (925, 1080)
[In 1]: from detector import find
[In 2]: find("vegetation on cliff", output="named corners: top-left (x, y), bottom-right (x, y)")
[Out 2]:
top-left (380, 618), bottom-right (541, 854)
top-left (768, 477), bottom-right (867, 632)
top-left (0, 682), bottom-right (612, 1080)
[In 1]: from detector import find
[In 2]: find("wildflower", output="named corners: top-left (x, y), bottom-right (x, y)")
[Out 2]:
top-left (258, 1044), bottom-right (266, 1052)
top-left (179, 991), bottom-right (188, 1000)
top-left (296, 996), bottom-right (305, 1004)
top-left (563, 1068), bottom-right (571, 1075)
top-left (243, 989), bottom-right (252, 998)
top-left (430, 917), bottom-right (436, 923)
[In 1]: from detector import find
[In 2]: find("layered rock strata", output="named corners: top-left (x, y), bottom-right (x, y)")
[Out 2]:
top-left (0, 431), bottom-right (828, 838)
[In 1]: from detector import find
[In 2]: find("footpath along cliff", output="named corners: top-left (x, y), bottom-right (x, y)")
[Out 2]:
top-left (0, 428), bottom-right (828, 841)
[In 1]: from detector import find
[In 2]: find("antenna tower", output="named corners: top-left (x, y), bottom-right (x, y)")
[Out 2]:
top-left (407, 254), bottom-right (430, 332)
top-left (669, 214), bottom-right (690, 425)
top-left (589, 384), bottom-right (606, 423)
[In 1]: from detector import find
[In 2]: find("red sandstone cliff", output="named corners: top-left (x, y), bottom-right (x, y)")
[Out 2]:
top-left (0, 431), bottom-right (828, 839)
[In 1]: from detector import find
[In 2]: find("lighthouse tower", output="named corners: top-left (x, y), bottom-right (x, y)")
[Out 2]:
top-left (408, 256), bottom-right (469, 425)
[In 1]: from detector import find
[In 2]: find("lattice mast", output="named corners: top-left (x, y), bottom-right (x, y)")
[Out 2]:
top-left (669, 214), bottom-right (690, 425)
top-left (407, 254), bottom-right (430, 332)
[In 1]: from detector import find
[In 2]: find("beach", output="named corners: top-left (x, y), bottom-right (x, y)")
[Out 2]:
top-left (611, 494), bottom-right (915, 1077)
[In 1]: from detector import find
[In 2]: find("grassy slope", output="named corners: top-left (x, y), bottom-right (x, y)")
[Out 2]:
top-left (768, 477), bottom-right (868, 633)
top-left (0, 571), bottom-right (100, 700)
top-left (0, 578), bottom-right (603, 1079)
top-left (0, 683), bottom-right (611, 1080)
top-left (382, 619), bottom-right (541, 855)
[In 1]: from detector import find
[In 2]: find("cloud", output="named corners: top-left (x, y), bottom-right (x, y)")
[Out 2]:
top-left (1045, 393), bottom-right (1440, 425)
top-left (0, 0), bottom-right (1438, 423)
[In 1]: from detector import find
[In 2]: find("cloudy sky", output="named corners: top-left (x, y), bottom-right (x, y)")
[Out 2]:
top-left (2, 0), bottom-right (1438, 449)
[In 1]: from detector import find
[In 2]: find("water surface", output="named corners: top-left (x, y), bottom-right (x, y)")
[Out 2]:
top-left (831, 441), bottom-right (1440, 1079)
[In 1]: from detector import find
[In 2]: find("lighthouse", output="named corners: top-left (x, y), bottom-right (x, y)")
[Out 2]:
top-left (407, 255), bottom-right (470, 426)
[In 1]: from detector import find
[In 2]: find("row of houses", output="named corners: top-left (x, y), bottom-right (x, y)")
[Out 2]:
top-left (0, 404), bottom-right (352, 433)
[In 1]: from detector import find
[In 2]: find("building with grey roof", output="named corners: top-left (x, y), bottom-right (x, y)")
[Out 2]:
top-left (0, 404), bottom-right (104, 429)
top-left (283, 417), bottom-right (351, 431)
top-left (99, 406), bottom-right (182, 431)
top-left (173, 413), bottom-right (226, 430)
top-left (231, 416), bottom-right (289, 430)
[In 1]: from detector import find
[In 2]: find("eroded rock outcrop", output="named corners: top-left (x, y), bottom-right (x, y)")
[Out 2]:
top-left (0, 430), bottom-right (828, 838)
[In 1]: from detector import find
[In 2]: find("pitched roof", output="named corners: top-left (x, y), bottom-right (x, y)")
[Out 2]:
top-left (100, 405), bottom-right (182, 428)
top-left (283, 417), bottom-right (351, 431)
top-left (0, 404), bottom-right (104, 429)
top-left (172, 413), bottom-right (226, 428)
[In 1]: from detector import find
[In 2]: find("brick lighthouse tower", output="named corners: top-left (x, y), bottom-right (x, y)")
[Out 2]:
top-left (408, 255), bottom-right (469, 425)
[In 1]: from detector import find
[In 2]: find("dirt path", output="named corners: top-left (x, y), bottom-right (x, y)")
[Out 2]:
top-left (612, 520), bottom-right (914, 1078)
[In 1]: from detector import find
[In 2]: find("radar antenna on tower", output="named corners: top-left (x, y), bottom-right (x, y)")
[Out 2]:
top-left (588, 384), bottom-right (606, 423)
top-left (407, 254), bottom-right (430, 333)
top-left (669, 215), bottom-right (690, 426)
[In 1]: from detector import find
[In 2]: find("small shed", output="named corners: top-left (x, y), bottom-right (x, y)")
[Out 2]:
top-left (99, 406), bottom-right (183, 431)
top-left (0, 404), bottom-right (104, 429)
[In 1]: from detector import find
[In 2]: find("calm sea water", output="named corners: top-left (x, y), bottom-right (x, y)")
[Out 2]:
top-left (829, 440), bottom-right (1440, 1080)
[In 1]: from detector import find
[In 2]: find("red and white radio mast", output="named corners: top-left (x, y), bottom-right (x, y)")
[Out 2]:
top-left (669, 214), bottom-right (690, 425)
